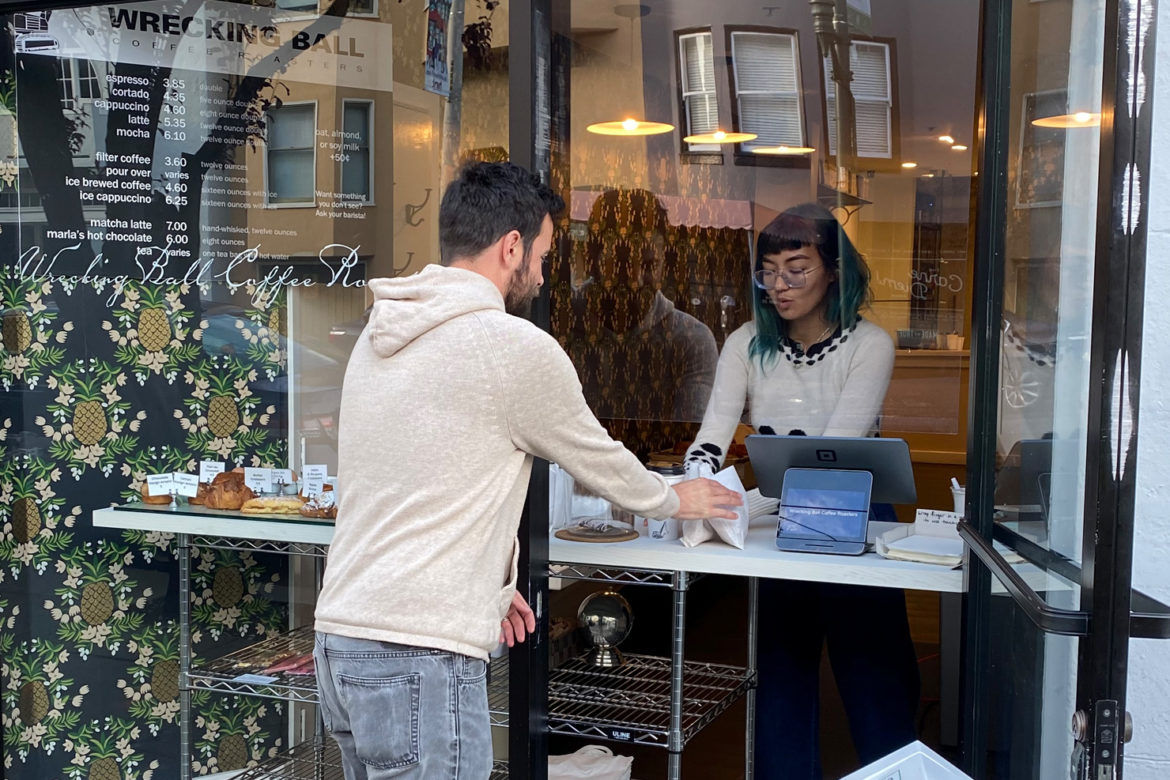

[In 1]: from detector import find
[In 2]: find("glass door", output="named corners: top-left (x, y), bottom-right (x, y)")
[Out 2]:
top-left (958, 0), bottom-right (1170, 777)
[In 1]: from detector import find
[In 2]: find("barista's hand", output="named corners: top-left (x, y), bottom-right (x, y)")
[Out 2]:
top-left (500, 590), bottom-right (537, 647)
top-left (672, 478), bottom-right (742, 521)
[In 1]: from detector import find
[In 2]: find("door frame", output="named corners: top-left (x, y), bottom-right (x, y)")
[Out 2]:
top-left (959, 0), bottom-right (1162, 777)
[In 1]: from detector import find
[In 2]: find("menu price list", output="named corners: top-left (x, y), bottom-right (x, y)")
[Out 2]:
top-left (81, 70), bottom-right (263, 228)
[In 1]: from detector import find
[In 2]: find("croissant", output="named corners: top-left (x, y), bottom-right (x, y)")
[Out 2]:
top-left (203, 471), bottom-right (255, 510)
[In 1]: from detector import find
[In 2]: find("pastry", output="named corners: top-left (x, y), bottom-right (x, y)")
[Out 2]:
top-left (188, 481), bottom-right (211, 506)
top-left (204, 471), bottom-right (255, 510)
top-left (140, 484), bottom-right (172, 505)
top-left (298, 489), bottom-right (337, 519)
top-left (240, 496), bottom-right (306, 515)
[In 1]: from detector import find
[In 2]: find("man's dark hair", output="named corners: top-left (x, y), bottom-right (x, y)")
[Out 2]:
top-left (438, 162), bottom-right (565, 265)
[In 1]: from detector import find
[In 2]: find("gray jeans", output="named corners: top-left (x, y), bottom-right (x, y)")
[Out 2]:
top-left (314, 632), bottom-right (492, 779)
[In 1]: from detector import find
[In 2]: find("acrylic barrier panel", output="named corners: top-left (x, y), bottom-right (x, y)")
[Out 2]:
top-left (552, 0), bottom-right (979, 460)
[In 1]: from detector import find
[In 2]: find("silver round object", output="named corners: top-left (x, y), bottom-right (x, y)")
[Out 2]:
top-left (577, 591), bottom-right (633, 667)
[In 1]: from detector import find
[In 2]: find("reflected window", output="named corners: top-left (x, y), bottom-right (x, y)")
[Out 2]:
top-left (341, 100), bottom-right (373, 203)
top-left (677, 30), bottom-right (718, 152)
top-left (824, 39), bottom-right (895, 160)
top-left (729, 29), bottom-right (804, 152)
top-left (265, 102), bottom-right (316, 206)
top-left (55, 58), bottom-right (100, 109)
top-left (275, 0), bottom-right (375, 13)
top-left (275, 0), bottom-right (317, 12)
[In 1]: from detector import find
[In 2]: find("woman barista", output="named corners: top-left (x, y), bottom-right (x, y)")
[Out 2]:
top-left (685, 203), bottom-right (919, 778)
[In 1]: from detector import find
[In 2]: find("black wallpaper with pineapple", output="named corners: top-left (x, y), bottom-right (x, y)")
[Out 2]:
top-left (0, 268), bottom-right (293, 778)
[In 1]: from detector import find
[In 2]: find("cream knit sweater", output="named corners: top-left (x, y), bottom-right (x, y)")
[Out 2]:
top-left (314, 265), bottom-right (680, 659)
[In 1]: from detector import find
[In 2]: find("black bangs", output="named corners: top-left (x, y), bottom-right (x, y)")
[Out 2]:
top-left (754, 204), bottom-right (844, 272)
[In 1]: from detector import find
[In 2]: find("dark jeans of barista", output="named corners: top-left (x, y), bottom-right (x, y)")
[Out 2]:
top-left (755, 578), bottom-right (921, 779)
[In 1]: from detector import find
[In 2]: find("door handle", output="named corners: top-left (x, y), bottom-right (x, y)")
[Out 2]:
top-left (958, 521), bottom-right (1170, 639)
top-left (957, 520), bottom-right (1089, 636)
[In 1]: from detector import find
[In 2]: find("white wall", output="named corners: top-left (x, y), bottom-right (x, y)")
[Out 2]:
top-left (1127, 0), bottom-right (1170, 775)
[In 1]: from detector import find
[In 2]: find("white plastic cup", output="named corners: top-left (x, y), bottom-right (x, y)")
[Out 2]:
top-left (951, 485), bottom-right (966, 515)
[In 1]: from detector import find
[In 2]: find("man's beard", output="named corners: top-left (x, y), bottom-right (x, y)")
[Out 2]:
top-left (504, 254), bottom-right (539, 316)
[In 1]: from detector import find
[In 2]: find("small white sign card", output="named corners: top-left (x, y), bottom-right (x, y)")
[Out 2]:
top-left (145, 473), bottom-right (175, 497)
top-left (302, 464), bottom-right (328, 497)
top-left (199, 460), bottom-right (225, 483)
top-left (271, 468), bottom-right (294, 488)
top-left (243, 467), bottom-right (273, 495)
top-left (913, 508), bottom-right (962, 539)
top-left (172, 473), bottom-right (200, 498)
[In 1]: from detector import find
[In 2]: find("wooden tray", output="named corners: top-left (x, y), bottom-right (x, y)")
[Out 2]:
top-left (554, 524), bottom-right (639, 543)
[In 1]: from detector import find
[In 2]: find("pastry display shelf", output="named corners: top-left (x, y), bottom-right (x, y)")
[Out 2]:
top-left (93, 503), bottom-right (335, 546)
top-left (488, 653), bottom-right (754, 748)
top-left (231, 737), bottom-right (509, 779)
top-left (188, 625), bottom-right (319, 704)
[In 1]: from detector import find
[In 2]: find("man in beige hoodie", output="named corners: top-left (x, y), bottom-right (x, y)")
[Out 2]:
top-left (313, 162), bottom-right (741, 779)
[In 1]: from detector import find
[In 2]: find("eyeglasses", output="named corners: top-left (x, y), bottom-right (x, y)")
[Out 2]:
top-left (753, 266), bottom-right (821, 290)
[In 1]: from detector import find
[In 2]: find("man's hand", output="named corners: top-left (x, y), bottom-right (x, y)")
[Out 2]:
top-left (672, 477), bottom-right (743, 520)
top-left (499, 590), bottom-right (537, 647)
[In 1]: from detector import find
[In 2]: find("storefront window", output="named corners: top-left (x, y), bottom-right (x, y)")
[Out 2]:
top-left (0, 0), bottom-right (507, 776)
top-left (552, 1), bottom-right (977, 490)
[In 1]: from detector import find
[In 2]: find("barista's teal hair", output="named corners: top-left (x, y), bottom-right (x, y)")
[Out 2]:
top-left (748, 203), bottom-right (872, 369)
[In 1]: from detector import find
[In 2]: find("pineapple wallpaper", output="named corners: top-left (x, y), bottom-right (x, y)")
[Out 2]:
top-left (0, 274), bottom-right (294, 778)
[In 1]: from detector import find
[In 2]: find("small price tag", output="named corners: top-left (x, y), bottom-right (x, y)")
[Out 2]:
top-left (243, 467), bottom-right (273, 494)
top-left (230, 673), bottom-right (278, 685)
top-left (302, 464), bottom-right (328, 497)
top-left (172, 473), bottom-right (200, 498)
top-left (271, 468), bottom-right (294, 487)
top-left (199, 460), bottom-right (225, 482)
top-left (145, 474), bottom-right (175, 497)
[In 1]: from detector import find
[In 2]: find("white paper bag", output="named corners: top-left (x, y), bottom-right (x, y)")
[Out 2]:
top-left (548, 745), bottom-right (633, 780)
top-left (706, 465), bottom-right (750, 549)
top-left (680, 516), bottom-right (715, 546)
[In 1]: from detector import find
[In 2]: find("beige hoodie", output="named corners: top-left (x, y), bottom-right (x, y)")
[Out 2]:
top-left (314, 265), bottom-right (679, 659)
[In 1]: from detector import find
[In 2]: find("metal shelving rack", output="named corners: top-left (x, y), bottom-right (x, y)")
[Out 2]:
top-left (533, 565), bottom-right (759, 779)
top-left (177, 532), bottom-right (329, 780)
top-left (489, 653), bottom-right (754, 747)
top-left (177, 532), bottom-right (756, 780)
top-left (230, 737), bottom-right (510, 779)
top-left (187, 624), bottom-right (319, 703)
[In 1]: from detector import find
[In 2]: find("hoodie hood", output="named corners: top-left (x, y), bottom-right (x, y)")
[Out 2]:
top-left (365, 265), bottom-right (504, 358)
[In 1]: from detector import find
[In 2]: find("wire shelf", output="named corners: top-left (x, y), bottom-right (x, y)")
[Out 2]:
top-left (191, 535), bottom-right (329, 558)
top-left (488, 653), bottom-right (753, 748)
top-left (188, 625), bottom-right (319, 704)
top-left (230, 736), bottom-right (510, 778)
top-left (488, 655), bottom-right (511, 727)
top-left (233, 737), bottom-right (343, 779)
top-left (549, 564), bottom-right (684, 587)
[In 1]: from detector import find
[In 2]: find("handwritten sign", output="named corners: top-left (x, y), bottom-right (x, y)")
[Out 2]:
top-left (243, 467), bottom-right (273, 495)
top-left (199, 460), bottom-right (225, 483)
top-left (913, 508), bottom-right (961, 539)
top-left (145, 473), bottom-right (175, 496)
top-left (302, 464), bottom-right (328, 497)
top-left (271, 468), bottom-right (294, 487)
top-left (172, 473), bottom-right (200, 498)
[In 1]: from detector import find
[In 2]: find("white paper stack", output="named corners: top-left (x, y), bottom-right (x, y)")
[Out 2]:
top-left (877, 509), bottom-right (1027, 567)
top-left (876, 509), bottom-right (965, 566)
